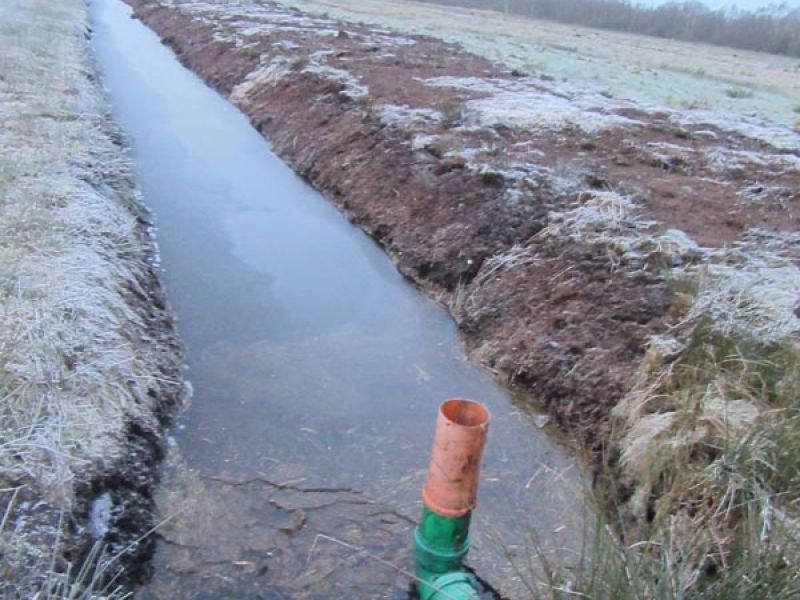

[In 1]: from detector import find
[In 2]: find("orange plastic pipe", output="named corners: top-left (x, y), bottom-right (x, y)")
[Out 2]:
top-left (421, 399), bottom-right (491, 519)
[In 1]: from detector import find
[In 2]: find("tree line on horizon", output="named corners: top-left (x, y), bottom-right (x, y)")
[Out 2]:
top-left (414, 0), bottom-right (800, 57)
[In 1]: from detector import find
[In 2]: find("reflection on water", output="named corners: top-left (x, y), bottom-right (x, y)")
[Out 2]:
top-left (92, 0), bottom-right (590, 597)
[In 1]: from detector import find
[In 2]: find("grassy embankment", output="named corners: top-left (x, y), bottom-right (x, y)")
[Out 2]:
top-left (0, 0), bottom-right (182, 595)
top-left (547, 231), bottom-right (800, 598)
top-left (272, 0), bottom-right (800, 595)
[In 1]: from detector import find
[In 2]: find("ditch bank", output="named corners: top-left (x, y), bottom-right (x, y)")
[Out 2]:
top-left (125, 0), bottom-right (800, 454)
top-left (0, 0), bottom-right (184, 594)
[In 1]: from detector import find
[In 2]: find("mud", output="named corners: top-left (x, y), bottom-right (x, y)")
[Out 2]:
top-left (62, 217), bottom-right (185, 587)
top-left (120, 0), bottom-right (800, 457)
top-left (75, 273), bottom-right (184, 585)
top-left (1, 217), bottom-right (185, 592)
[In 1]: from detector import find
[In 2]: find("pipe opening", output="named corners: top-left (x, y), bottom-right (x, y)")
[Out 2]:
top-left (440, 399), bottom-right (490, 428)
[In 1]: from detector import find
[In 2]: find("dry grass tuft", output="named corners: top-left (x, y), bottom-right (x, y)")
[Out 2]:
top-left (609, 233), bottom-right (800, 594)
top-left (0, 0), bottom-right (181, 595)
top-left (513, 308), bottom-right (800, 598)
top-left (535, 186), bottom-right (704, 273)
top-left (676, 234), bottom-right (800, 342)
top-left (518, 164), bottom-right (800, 593)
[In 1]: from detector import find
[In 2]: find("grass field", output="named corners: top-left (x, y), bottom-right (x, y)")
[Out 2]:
top-left (278, 0), bottom-right (800, 130)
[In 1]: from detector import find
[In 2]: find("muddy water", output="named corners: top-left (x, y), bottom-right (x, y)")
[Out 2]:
top-left (92, 1), bottom-right (589, 597)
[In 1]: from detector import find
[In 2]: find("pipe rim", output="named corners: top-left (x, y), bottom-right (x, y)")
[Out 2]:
top-left (439, 398), bottom-right (490, 429)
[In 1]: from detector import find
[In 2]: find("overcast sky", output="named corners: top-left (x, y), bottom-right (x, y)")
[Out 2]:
top-left (638, 0), bottom-right (799, 10)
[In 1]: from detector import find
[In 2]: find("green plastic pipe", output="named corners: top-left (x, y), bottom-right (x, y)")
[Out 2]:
top-left (414, 399), bottom-right (490, 600)
top-left (414, 507), bottom-right (480, 600)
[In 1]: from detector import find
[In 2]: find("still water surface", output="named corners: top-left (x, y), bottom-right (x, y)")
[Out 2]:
top-left (92, 1), bottom-right (589, 597)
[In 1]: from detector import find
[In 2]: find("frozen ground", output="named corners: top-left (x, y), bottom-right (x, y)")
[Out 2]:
top-left (278, 0), bottom-right (800, 130)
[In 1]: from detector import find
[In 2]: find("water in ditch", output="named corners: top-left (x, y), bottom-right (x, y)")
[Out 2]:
top-left (91, 1), bottom-right (590, 597)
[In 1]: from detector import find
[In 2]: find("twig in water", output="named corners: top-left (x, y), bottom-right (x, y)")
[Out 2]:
top-left (207, 474), bottom-right (359, 495)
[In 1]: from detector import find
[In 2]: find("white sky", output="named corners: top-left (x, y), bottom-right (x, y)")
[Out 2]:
top-left (637, 0), bottom-right (799, 10)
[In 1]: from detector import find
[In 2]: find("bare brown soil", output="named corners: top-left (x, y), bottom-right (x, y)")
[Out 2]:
top-left (124, 0), bottom-right (799, 457)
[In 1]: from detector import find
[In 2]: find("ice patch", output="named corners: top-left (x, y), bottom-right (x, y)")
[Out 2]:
top-left (230, 56), bottom-right (293, 103)
top-left (677, 110), bottom-right (800, 152)
top-left (424, 76), bottom-right (642, 134)
top-left (411, 134), bottom-right (438, 151)
top-left (684, 251), bottom-right (800, 342)
top-left (377, 103), bottom-right (442, 126)
top-left (88, 492), bottom-right (112, 540)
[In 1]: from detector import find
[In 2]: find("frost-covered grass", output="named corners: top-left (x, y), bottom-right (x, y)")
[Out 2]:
top-left (376, 104), bottom-right (442, 127)
top-left (509, 492), bottom-right (800, 598)
top-left (605, 324), bottom-right (800, 597)
top-left (230, 55), bottom-right (294, 102)
top-left (424, 76), bottom-right (642, 134)
top-left (599, 229), bottom-right (800, 594)
top-left (172, 0), bottom-right (800, 146)
top-left (471, 159), bottom-right (800, 594)
top-left (246, 0), bottom-right (800, 591)
top-left (0, 0), bottom-right (178, 594)
top-left (532, 169), bottom-right (800, 585)
top-left (496, 228), bottom-right (800, 596)
top-left (276, 0), bottom-right (800, 131)
top-left (175, 0), bottom-right (379, 103)
top-left (679, 244), bottom-right (800, 343)
top-left (303, 55), bottom-right (369, 99)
